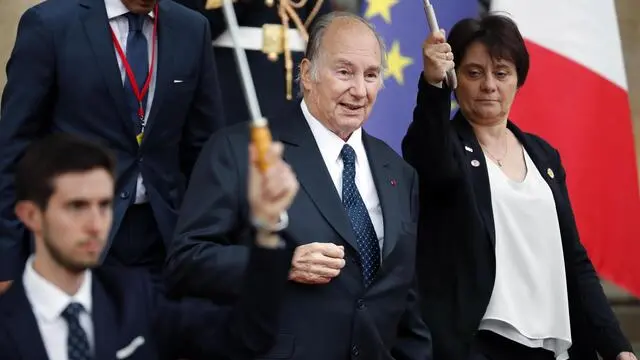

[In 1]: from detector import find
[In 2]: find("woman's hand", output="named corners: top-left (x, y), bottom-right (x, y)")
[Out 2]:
top-left (247, 142), bottom-right (299, 247)
top-left (422, 30), bottom-right (455, 85)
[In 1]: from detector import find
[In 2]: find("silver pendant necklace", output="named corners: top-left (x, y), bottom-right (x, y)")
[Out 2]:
top-left (479, 129), bottom-right (509, 167)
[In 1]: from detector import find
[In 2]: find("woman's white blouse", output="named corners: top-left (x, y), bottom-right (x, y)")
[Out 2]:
top-left (479, 147), bottom-right (572, 360)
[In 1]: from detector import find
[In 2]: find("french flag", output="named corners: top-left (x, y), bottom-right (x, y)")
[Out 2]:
top-left (490, 0), bottom-right (640, 296)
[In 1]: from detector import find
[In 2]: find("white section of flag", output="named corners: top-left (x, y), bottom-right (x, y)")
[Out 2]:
top-left (490, 0), bottom-right (628, 90)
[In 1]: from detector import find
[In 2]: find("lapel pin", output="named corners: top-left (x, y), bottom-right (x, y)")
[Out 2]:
top-left (390, 179), bottom-right (397, 187)
top-left (464, 145), bottom-right (473, 153)
top-left (471, 159), bottom-right (480, 167)
top-left (547, 168), bottom-right (555, 179)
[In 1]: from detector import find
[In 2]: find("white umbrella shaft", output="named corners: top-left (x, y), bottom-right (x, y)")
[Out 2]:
top-left (423, 0), bottom-right (457, 89)
top-left (221, 0), bottom-right (267, 125)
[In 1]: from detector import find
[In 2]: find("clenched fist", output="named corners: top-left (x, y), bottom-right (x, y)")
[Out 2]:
top-left (289, 242), bottom-right (346, 285)
top-left (422, 29), bottom-right (455, 85)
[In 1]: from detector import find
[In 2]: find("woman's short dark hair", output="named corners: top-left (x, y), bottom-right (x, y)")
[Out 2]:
top-left (15, 133), bottom-right (116, 210)
top-left (448, 14), bottom-right (529, 87)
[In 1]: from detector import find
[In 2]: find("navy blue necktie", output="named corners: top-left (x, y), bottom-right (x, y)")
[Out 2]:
top-left (61, 302), bottom-right (92, 360)
top-left (123, 13), bottom-right (149, 135)
top-left (341, 144), bottom-right (380, 287)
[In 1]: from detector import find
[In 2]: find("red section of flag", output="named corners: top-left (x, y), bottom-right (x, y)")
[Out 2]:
top-left (511, 40), bottom-right (640, 297)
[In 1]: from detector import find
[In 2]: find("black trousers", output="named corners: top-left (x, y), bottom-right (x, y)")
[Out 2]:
top-left (470, 330), bottom-right (556, 360)
top-left (104, 203), bottom-right (166, 289)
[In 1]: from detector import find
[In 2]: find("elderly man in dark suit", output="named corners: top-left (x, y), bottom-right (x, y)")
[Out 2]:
top-left (0, 0), bottom-right (225, 291)
top-left (165, 12), bottom-right (432, 360)
top-left (0, 134), bottom-right (298, 360)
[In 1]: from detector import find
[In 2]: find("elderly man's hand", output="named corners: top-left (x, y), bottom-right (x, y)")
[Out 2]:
top-left (289, 242), bottom-right (346, 284)
top-left (422, 29), bottom-right (455, 86)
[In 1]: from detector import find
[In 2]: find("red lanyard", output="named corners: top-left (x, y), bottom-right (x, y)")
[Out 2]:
top-left (110, 5), bottom-right (158, 124)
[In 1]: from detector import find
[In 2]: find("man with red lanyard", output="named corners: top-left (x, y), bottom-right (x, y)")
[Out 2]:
top-left (0, 0), bottom-right (225, 292)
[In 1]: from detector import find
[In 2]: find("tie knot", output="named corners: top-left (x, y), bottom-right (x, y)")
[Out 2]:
top-left (61, 302), bottom-right (84, 321)
top-left (340, 144), bottom-right (356, 167)
top-left (126, 13), bottom-right (146, 32)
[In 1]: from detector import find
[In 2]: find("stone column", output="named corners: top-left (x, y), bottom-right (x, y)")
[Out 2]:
top-left (612, 0), bottom-right (640, 350)
top-left (605, 0), bottom-right (640, 300)
top-left (615, 0), bottom-right (640, 191)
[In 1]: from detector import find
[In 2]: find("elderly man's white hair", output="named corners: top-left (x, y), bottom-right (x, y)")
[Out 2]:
top-left (297, 11), bottom-right (388, 97)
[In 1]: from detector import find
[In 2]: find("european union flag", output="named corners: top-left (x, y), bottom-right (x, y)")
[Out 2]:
top-left (362, 0), bottom-right (479, 153)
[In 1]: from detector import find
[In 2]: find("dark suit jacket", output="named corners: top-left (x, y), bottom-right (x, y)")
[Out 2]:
top-left (0, 0), bottom-right (225, 280)
top-left (402, 75), bottom-right (633, 360)
top-left (174, 0), bottom-right (331, 124)
top-left (0, 246), bottom-right (292, 360)
top-left (164, 106), bottom-right (433, 359)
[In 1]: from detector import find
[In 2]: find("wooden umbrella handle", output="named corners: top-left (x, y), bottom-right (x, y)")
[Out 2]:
top-left (251, 122), bottom-right (273, 173)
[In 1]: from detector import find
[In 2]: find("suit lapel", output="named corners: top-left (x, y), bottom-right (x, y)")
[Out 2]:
top-left (451, 115), bottom-right (566, 249)
top-left (509, 125), bottom-right (579, 262)
top-left (1, 280), bottom-right (50, 360)
top-left (273, 110), bottom-right (360, 252)
top-left (141, 0), bottom-right (176, 145)
top-left (363, 134), bottom-right (400, 261)
top-left (509, 124), bottom-right (563, 208)
top-left (452, 114), bottom-right (496, 247)
top-left (79, 0), bottom-right (135, 138)
top-left (92, 271), bottom-right (120, 360)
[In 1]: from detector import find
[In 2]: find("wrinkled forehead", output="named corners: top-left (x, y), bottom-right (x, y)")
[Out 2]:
top-left (321, 20), bottom-right (382, 69)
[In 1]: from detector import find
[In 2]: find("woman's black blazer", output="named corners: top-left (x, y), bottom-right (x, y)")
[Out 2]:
top-left (402, 75), bottom-right (632, 360)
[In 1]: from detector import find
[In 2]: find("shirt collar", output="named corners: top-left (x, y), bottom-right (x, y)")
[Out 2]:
top-left (300, 99), bottom-right (366, 166)
top-left (105, 0), bottom-right (156, 20)
top-left (23, 256), bottom-right (93, 322)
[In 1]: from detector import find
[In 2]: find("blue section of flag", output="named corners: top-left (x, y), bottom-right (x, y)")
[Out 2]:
top-left (362, 0), bottom-right (479, 153)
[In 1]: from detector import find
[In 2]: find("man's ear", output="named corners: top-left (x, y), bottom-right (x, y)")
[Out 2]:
top-left (299, 58), bottom-right (313, 92)
top-left (15, 201), bottom-right (43, 234)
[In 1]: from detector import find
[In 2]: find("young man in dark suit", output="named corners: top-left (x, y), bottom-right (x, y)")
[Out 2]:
top-left (0, 0), bottom-right (225, 291)
top-left (0, 134), bottom-right (298, 360)
top-left (165, 12), bottom-right (433, 360)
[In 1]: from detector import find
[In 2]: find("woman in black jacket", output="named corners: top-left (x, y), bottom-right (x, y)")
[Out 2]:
top-left (403, 14), bottom-right (635, 360)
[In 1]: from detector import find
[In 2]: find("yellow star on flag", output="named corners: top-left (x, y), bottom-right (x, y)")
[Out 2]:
top-left (384, 41), bottom-right (413, 85)
top-left (364, 0), bottom-right (399, 24)
top-left (451, 98), bottom-right (459, 112)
